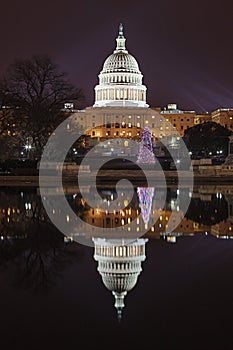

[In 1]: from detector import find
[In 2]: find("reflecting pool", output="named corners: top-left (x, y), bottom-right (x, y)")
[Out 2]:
top-left (0, 184), bottom-right (233, 349)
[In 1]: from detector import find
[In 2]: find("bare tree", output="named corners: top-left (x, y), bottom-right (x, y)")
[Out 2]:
top-left (0, 55), bottom-right (84, 159)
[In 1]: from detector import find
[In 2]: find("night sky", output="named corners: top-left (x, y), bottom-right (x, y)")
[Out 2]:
top-left (1, 0), bottom-right (233, 112)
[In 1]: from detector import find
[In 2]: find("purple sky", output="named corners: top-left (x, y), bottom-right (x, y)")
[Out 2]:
top-left (1, 0), bottom-right (233, 112)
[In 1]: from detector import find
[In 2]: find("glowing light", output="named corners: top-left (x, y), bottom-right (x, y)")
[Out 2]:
top-left (137, 187), bottom-right (154, 224)
top-left (137, 126), bottom-right (155, 164)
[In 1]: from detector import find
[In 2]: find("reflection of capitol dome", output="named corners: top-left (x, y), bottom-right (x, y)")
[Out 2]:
top-left (93, 237), bottom-right (148, 320)
top-left (93, 24), bottom-right (148, 108)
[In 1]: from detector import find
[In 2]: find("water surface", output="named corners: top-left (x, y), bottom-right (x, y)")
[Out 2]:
top-left (0, 185), bottom-right (232, 349)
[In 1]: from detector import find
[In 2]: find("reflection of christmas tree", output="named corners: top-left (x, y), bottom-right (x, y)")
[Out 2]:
top-left (137, 187), bottom-right (155, 224)
top-left (137, 126), bottom-right (155, 164)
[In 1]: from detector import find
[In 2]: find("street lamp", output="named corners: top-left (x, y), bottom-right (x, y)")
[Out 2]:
top-left (24, 143), bottom-right (33, 159)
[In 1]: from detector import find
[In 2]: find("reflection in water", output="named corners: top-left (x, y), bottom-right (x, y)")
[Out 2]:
top-left (186, 192), bottom-right (228, 225)
top-left (0, 185), bottom-right (233, 294)
top-left (65, 186), bottom-right (233, 240)
top-left (1, 186), bottom-right (233, 350)
top-left (137, 187), bottom-right (154, 225)
top-left (0, 189), bottom-right (80, 290)
top-left (1, 186), bottom-right (233, 239)
top-left (93, 237), bottom-right (147, 320)
top-left (1, 186), bottom-right (233, 241)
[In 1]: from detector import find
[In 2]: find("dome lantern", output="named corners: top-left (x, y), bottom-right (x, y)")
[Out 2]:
top-left (115, 23), bottom-right (127, 53)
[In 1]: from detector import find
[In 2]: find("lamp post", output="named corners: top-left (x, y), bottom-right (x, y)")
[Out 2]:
top-left (23, 136), bottom-right (34, 159)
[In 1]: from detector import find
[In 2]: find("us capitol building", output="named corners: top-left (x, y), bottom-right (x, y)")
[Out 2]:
top-left (70, 24), bottom-right (176, 141)
top-left (68, 24), bottom-right (233, 141)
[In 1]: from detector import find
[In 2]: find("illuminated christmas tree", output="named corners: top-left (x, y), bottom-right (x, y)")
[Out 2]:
top-left (137, 187), bottom-right (155, 224)
top-left (136, 126), bottom-right (155, 164)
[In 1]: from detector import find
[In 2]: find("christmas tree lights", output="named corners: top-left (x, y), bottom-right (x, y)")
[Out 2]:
top-left (137, 187), bottom-right (155, 224)
top-left (136, 126), bottom-right (155, 164)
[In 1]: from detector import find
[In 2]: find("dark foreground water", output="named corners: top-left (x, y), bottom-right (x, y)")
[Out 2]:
top-left (0, 185), bottom-right (233, 349)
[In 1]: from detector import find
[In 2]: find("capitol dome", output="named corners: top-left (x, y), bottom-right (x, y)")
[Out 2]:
top-left (93, 24), bottom-right (148, 108)
top-left (101, 52), bottom-right (140, 74)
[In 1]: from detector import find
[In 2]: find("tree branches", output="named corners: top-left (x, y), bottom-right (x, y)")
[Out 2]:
top-left (0, 55), bottom-right (85, 159)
